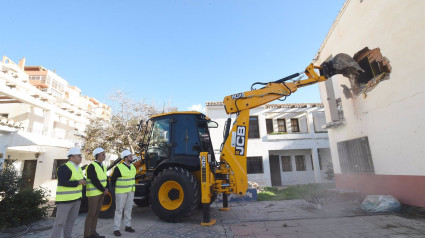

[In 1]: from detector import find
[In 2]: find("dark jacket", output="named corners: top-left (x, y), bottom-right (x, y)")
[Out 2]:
top-left (86, 161), bottom-right (109, 193)
top-left (56, 163), bottom-right (82, 204)
top-left (110, 163), bottom-right (133, 187)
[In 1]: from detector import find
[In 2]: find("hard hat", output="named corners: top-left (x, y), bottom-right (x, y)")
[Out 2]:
top-left (67, 147), bottom-right (82, 156)
top-left (93, 147), bottom-right (105, 157)
top-left (120, 150), bottom-right (132, 158)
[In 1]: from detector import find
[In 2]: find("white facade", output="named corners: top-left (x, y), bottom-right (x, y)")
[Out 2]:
top-left (0, 56), bottom-right (111, 197)
top-left (315, 0), bottom-right (425, 207)
top-left (206, 102), bottom-right (332, 187)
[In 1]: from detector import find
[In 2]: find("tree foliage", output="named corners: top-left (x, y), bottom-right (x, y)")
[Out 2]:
top-left (81, 90), bottom-right (177, 160)
top-left (0, 159), bottom-right (49, 228)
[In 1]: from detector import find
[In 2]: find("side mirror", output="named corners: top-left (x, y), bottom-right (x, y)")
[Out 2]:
top-left (208, 121), bottom-right (219, 128)
top-left (137, 120), bottom-right (144, 132)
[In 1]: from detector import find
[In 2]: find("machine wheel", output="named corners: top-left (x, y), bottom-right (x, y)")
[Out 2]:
top-left (99, 189), bottom-right (116, 219)
top-left (149, 167), bottom-right (200, 222)
top-left (134, 199), bottom-right (150, 207)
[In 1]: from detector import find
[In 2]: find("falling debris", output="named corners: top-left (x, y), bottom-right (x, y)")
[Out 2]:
top-left (344, 47), bottom-right (391, 98)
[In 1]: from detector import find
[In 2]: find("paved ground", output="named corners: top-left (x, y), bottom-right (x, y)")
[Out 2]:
top-left (1, 197), bottom-right (424, 238)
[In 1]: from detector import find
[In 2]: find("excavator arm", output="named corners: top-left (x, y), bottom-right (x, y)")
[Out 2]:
top-left (223, 63), bottom-right (327, 114)
top-left (200, 53), bottom-right (363, 225)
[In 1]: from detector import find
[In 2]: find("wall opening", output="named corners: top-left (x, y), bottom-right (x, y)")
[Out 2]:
top-left (345, 47), bottom-right (391, 98)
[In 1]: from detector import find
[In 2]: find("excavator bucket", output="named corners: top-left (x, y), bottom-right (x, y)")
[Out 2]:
top-left (320, 53), bottom-right (364, 79)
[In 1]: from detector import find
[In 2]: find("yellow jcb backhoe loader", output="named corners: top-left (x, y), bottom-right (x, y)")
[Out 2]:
top-left (98, 53), bottom-right (363, 225)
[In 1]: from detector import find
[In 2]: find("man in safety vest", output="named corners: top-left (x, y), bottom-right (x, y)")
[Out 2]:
top-left (111, 149), bottom-right (136, 236)
top-left (51, 147), bottom-right (86, 238)
top-left (84, 147), bottom-right (108, 238)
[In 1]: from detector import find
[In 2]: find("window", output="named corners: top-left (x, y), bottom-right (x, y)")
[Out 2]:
top-left (337, 136), bottom-right (374, 174)
top-left (52, 159), bottom-right (68, 179)
top-left (266, 119), bottom-right (273, 134)
top-left (281, 156), bottom-right (292, 172)
top-left (291, 119), bottom-right (300, 132)
top-left (148, 118), bottom-right (171, 168)
top-left (295, 155), bottom-right (306, 171)
top-left (247, 156), bottom-right (263, 174)
top-left (277, 119), bottom-right (286, 132)
top-left (310, 155), bottom-right (323, 170)
top-left (29, 75), bottom-right (46, 82)
top-left (248, 116), bottom-right (260, 138)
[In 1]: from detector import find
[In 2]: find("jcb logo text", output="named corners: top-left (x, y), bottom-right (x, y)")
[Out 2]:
top-left (235, 126), bottom-right (246, 156)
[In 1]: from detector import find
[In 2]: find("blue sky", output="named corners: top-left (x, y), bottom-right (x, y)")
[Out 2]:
top-left (0, 0), bottom-right (345, 112)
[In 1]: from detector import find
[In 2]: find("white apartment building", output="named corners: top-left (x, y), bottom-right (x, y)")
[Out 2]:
top-left (0, 56), bottom-right (111, 196)
top-left (206, 102), bottom-right (332, 187)
top-left (315, 0), bottom-right (424, 207)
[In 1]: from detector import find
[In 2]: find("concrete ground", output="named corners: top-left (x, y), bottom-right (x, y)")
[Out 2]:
top-left (1, 198), bottom-right (424, 238)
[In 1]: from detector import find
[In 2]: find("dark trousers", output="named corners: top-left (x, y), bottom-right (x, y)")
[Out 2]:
top-left (84, 194), bottom-right (104, 237)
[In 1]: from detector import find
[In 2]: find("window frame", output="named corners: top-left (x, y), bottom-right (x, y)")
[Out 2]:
top-left (281, 156), bottom-right (292, 172)
top-left (247, 156), bottom-right (264, 174)
top-left (277, 118), bottom-right (286, 132)
top-left (248, 116), bottom-right (260, 138)
top-left (295, 155), bottom-right (306, 171)
top-left (310, 155), bottom-right (323, 170)
top-left (266, 118), bottom-right (273, 134)
top-left (291, 118), bottom-right (300, 132)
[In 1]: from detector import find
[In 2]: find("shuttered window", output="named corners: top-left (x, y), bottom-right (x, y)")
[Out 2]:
top-left (266, 119), bottom-right (273, 134)
top-left (249, 116), bottom-right (260, 138)
top-left (291, 119), bottom-right (300, 132)
top-left (295, 155), bottom-right (306, 171)
top-left (281, 156), bottom-right (292, 172)
top-left (337, 136), bottom-right (374, 174)
top-left (277, 119), bottom-right (286, 132)
top-left (247, 156), bottom-right (263, 174)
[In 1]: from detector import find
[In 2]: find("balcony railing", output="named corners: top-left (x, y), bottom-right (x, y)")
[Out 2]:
top-left (266, 132), bottom-right (328, 140)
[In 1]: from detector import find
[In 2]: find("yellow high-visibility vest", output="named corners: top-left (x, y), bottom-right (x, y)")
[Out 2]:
top-left (56, 162), bottom-right (84, 202)
top-left (115, 163), bottom-right (136, 194)
top-left (85, 162), bottom-right (107, 197)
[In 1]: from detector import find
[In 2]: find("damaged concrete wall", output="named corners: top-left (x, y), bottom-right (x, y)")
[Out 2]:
top-left (349, 47), bottom-right (392, 98)
top-left (315, 0), bottom-right (425, 207)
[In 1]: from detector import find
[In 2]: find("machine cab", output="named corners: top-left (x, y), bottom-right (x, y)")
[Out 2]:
top-left (142, 112), bottom-right (217, 173)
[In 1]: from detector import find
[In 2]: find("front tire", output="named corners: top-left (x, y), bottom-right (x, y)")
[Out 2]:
top-left (149, 167), bottom-right (200, 222)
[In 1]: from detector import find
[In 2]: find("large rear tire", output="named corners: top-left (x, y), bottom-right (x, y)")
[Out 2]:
top-left (149, 167), bottom-right (200, 222)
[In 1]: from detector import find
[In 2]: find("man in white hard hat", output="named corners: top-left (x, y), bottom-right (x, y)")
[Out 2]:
top-left (111, 149), bottom-right (136, 236)
top-left (84, 147), bottom-right (108, 238)
top-left (51, 147), bottom-right (86, 238)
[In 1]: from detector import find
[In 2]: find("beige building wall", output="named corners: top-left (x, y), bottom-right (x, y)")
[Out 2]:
top-left (316, 0), bottom-right (425, 207)
top-left (1, 56), bottom-right (112, 198)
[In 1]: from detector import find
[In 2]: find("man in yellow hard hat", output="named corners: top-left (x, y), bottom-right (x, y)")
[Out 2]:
top-left (111, 149), bottom-right (136, 237)
top-left (51, 147), bottom-right (86, 238)
top-left (84, 147), bottom-right (108, 238)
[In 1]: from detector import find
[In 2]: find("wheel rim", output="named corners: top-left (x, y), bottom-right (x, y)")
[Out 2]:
top-left (101, 192), bottom-right (112, 211)
top-left (158, 181), bottom-right (184, 210)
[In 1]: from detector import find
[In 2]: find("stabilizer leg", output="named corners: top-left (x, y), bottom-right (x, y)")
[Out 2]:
top-left (201, 203), bottom-right (216, 226)
top-left (219, 192), bottom-right (230, 211)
